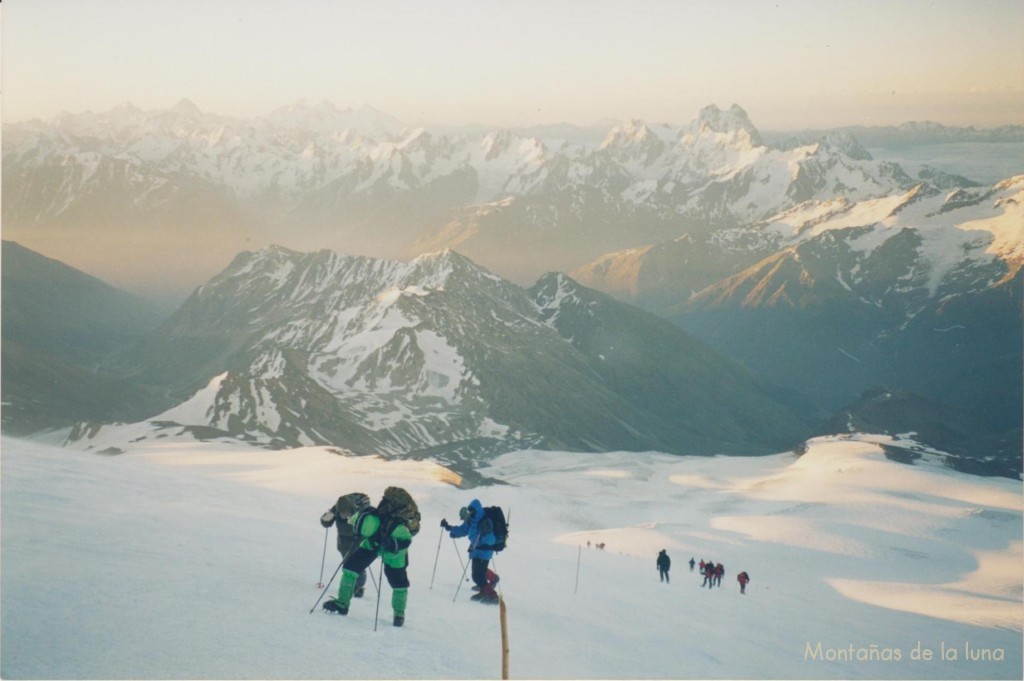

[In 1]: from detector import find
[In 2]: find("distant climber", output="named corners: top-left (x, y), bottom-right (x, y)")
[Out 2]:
top-left (737, 569), bottom-right (753, 593)
top-left (657, 549), bottom-right (671, 583)
top-left (701, 560), bottom-right (714, 588)
top-left (689, 557), bottom-right (696, 572)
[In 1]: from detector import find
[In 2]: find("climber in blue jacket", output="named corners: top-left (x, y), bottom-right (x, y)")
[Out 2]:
top-left (441, 498), bottom-right (499, 601)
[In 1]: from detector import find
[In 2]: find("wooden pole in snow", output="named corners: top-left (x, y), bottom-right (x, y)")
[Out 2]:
top-left (574, 544), bottom-right (582, 595)
top-left (500, 595), bottom-right (510, 680)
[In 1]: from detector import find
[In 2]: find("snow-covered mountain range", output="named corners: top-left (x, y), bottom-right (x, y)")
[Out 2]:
top-left (571, 176), bottom-right (1024, 440)
top-left (56, 245), bottom-right (813, 462)
top-left (576, 175), bottom-right (1024, 307)
top-left (3, 100), bottom-right (925, 214)
top-left (4, 100), bottom-right (1020, 474)
top-left (3, 100), bottom-right (989, 293)
top-left (684, 175), bottom-right (1024, 319)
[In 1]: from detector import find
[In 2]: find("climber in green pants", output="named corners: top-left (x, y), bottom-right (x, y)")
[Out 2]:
top-left (323, 487), bottom-right (420, 627)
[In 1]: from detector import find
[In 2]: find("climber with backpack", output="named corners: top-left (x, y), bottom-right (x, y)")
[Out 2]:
top-left (442, 499), bottom-right (506, 604)
top-left (323, 487), bottom-right (421, 627)
top-left (737, 570), bottom-right (750, 594)
top-left (319, 492), bottom-right (372, 598)
top-left (656, 549), bottom-right (671, 583)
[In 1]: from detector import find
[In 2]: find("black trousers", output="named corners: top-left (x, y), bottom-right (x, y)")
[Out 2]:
top-left (338, 544), bottom-right (367, 591)
top-left (471, 557), bottom-right (490, 587)
top-left (344, 546), bottom-right (410, 589)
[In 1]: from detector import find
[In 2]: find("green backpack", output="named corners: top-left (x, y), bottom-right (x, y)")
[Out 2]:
top-left (376, 487), bottom-right (421, 537)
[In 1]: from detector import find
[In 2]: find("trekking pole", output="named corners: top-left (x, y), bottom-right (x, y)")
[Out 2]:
top-left (451, 537), bottom-right (468, 576)
top-left (373, 557), bottom-right (385, 632)
top-left (368, 565), bottom-right (381, 594)
top-left (453, 535), bottom-right (480, 602)
top-left (309, 560), bottom-right (344, 613)
top-left (429, 526), bottom-right (444, 590)
top-left (315, 527), bottom-right (329, 588)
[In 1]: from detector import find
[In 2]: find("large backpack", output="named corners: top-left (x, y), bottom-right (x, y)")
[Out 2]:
top-left (335, 492), bottom-right (371, 519)
top-left (481, 506), bottom-right (509, 552)
top-left (377, 486), bottom-right (421, 537)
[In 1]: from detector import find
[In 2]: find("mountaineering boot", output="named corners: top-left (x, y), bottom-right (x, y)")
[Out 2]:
top-left (472, 571), bottom-right (500, 592)
top-left (322, 600), bottom-right (349, 615)
top-left (470, 584), bottom-right (499, 604)
top-left (324, 568), bottom-right (358, 615)
top-left (392, 588), bottom-right (408, 627)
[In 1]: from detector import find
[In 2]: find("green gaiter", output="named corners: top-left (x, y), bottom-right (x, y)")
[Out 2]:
top-left (391, 588), bottom-right (408, 616)
top-left (336, 569), bottom-right (358, 607)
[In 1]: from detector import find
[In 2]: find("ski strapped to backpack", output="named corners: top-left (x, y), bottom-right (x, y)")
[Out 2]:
top-left (480, 506), bottom-right (509, 552)
top-left (377, 486), bottom-right (421, 538)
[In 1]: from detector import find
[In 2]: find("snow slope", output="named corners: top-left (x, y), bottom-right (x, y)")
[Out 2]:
top-left (2, 435), bottom-right (1020, 679)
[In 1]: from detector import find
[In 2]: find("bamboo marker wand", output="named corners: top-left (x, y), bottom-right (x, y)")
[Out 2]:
top-left (500, 596), bottom-right (510, 680)
top-left (574, 544), bottom-right (582, 595)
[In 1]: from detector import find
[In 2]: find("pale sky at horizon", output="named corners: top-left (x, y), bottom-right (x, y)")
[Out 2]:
top-left (3, 0), bottom-right (1023, 130)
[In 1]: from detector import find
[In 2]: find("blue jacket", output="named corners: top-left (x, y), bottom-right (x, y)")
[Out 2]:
top-left (448, 499), bottom-right (495, 560)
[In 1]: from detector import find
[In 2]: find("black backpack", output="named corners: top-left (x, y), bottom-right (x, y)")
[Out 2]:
top-left (481, 506), bottom-right (509, 552)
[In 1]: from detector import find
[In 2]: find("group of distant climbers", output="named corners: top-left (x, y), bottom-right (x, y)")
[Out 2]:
top-left (657, 552), bottom-right (750, 594)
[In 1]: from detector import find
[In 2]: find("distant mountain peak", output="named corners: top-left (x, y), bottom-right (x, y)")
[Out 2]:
top-left (405, 248), bottom-right (508, 292)
top-left (603, 118), bottom-right (652, 141)
top-left (480, 128), bottom-right (520, 160)
top-left (409, 247), bottom-right (463, 273)
top-left (234, 244), bottom-right (304, 267)
top-left (601, 118), bottom-right (657, 146)
top-left (819, 131), bottom-right (873, 161)
top-left (411, 247), bottom-right (456, 263)
top-left (534, 270), bottom-right (583, 295)
top-left (111, 101), bottom-right (144, 114)
top-left (258, 243), bottom-right (300, 256)
top-left (694, 103), bottom-right (761, 140)
top-left (169, 98), bottom-right (203, 116)
top-left (398, 127), bottom-right (430, 148)
top-left (532, 272), bottom-right (593, 324)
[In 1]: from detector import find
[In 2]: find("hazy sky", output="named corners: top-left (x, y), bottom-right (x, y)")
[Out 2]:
top-left (3, 0), bottom-right (1023, 129)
